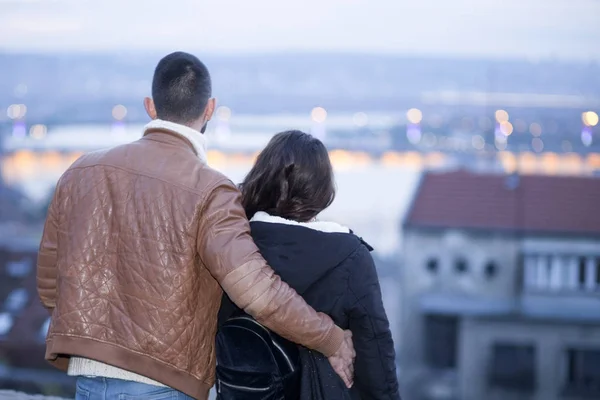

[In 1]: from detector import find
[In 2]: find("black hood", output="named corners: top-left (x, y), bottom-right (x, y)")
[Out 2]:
top-left (249, 221), bottom-right (368, 294)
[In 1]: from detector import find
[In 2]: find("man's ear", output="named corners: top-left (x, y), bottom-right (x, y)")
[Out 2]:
top-left (144, 97), bottom-right (157, 119)
top-left (204, 98), bottom-right (216, 122)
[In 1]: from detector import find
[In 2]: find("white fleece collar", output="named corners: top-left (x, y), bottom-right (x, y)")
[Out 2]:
top-left (144, 119), bottom-right (208, 164)
top-left (250, 211), bottom-right (350, 234)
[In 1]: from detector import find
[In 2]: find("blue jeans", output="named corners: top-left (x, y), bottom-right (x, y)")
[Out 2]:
top-left (75, 376), bottom-right (195, 400)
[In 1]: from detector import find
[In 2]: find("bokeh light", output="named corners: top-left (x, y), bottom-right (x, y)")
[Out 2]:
top-left (311, 107), bottom-right (327, 123)
top-left (7, 104), bottom-right (27, 120)
top-left (406, 125), bottom-right (422, 144)
top-left (581, 126), bottom-right (593, 147)
top-left (495, 110), bottom-right (509, 123)
top-left (495, 135), bottom-right (507, 151)
top-left (582, 111), bottom-right (599, 127)
top-left (112, 104), bottom-right (127, 121)
top-left (406, 108), bottom-right (423, 124)
top-left (561, 140), bottom-right (573, 153)
top-left (217, 106), bottom-right (232, 121)
top-left (29, 124), bottom-right (47, 139)
top-left (529, 123), bottom-right (542, 137)
top-left (532, 137), bottom-right (544, 153)
top-left (471, 135), bottom-right (485, 150)
top-left (500, 121), bottom-right (513, 136)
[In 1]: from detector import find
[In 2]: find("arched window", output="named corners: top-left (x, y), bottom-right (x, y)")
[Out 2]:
top-left (455, 257), bottom-right (468, 274)
top-left (485, 261), bottom-right (498, 279)
top-left (425, 258), bottom-right (439, 273)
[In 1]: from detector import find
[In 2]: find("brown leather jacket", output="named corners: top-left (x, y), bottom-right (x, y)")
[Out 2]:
top-left (36, 127), bottom-right (345, 399)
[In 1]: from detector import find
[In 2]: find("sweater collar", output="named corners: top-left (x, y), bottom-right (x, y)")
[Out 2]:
top-left (143, 119), bottom-right (208, 164)
top-left (250, 211), bottom-right (350, 234)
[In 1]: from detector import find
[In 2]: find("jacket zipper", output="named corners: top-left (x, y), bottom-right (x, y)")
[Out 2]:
top-left (218, 380), bottom-right (270, 393)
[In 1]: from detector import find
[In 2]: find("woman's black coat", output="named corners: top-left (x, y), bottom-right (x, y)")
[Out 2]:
top-left (219, 215), bottom-right (400, 400)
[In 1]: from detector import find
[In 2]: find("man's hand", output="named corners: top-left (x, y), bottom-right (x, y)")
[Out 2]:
top-left (328, 330), bottom-right (356, 388)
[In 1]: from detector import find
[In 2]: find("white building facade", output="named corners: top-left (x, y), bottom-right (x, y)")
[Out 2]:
top-left (400, 171), bottom-right (600, 400)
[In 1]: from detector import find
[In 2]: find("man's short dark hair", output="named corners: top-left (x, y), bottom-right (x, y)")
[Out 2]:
top-left (151, 52), bottom-right (212, 124)
top-left (240, 130), bottom-right (336, 222)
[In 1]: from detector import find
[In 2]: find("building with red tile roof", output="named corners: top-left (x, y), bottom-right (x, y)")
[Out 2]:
top-left (399, 170), bottom-right (600, 400)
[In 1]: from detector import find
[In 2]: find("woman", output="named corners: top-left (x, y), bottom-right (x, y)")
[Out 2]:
top-left (217, 130), bottom-right (400, 399)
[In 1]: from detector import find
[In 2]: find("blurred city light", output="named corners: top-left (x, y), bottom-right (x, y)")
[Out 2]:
top-left (529, 122), bottom-right (542, 137)
top-left (581, 126), bottom-right (593, 147)
top-left (7, 104), bottom-right (27, 120)
top-left (311, 106), bottom-right (327, 123)
top-left (112, 104), bottom-right (127, 121)
top-left (406, 108), bottom-right (423, 124)
top-left (216, 106), bottom-right (232, 121)
top-left (582, 111), bottom-right (599, 127)
top-left (329, 149), bottom-right (354, 169)
top-left (495, 109), bottom-right (509, 123)
top-left (406, 125), bottom-right (422, 144)
top-left (561, 140), bottom-right (573, 152)
top-left (380, 151), bottom-right (404, 166)
top-left (12, 121), bottom-right (26, 137)
top-left (29, 124), bottom-right (47, 139)
top-left (541, 152), bottom-right (559, 175)
top-left (532, 137), bottom-right (544, 152)
top-left (471, 135), bottom-right (485, 150)
top-left (352, 112), bottom-right (369, 127)
top-left (500, 121), bottom-right (514, 136)
top-left (495, 135), bottom-right (507, 151)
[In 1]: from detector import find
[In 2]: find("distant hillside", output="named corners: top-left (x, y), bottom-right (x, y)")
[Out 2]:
top-left (1, 53), bottom-right (599, 123)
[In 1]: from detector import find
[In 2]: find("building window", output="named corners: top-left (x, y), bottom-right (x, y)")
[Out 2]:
top-left (425, 258), bottom-right (439, 273)
top-left (524, 254), bottom-right (600, 292)
top-left (455, 257), bottom-right (468, 274)
top-left (424, 314), bottom-right (458, 369)
top-left (484, 261), bottom-right (498, 279)
top-left (564, 348), bottom-right (600, 398)
top-left (489, 343), bottom-right (536, 392)
top-left (578, 257), bottom-right (587, 286)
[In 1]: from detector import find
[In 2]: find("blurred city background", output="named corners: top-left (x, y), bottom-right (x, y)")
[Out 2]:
top-left (1, 0), bottom-right (600, 399)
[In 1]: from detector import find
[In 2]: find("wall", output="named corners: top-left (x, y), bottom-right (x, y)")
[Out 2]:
top-left (460, 318), bottom-right (600, 400)
top-left (399, 228), bottom-right (519, 395)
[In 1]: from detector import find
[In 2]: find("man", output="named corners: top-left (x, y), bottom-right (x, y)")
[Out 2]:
top-left (37, 51), bottom-right (354, 400)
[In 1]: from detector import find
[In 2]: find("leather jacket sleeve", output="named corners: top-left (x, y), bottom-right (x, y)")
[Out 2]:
top-left (197, 178), bottom-right (345, 357)
top-left (37, 184), bottom-right (61, 312)
top-left (347, 245), bottom-right (401, 399)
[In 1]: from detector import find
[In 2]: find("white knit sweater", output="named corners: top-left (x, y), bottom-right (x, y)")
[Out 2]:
top-left (67, 119), bottom-right (208, 387)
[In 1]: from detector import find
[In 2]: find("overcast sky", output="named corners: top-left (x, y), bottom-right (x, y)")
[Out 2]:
top-left (1, 0), bottom-right (599, 60)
